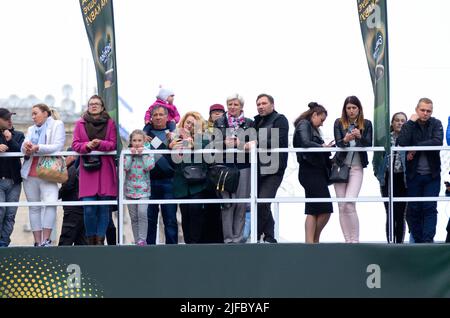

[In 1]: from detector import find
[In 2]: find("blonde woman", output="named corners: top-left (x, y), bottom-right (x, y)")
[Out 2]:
top-left (169, 111), bottom-right (210, 243)
top-left (21, 104), bottom-right (65, 247)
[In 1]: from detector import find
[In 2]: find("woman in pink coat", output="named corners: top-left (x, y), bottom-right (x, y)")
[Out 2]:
top-left (72, 95), bottom-right (117, 245)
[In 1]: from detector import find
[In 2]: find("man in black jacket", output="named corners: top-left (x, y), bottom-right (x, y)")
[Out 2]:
top-left (398, 98), bottom-right (444, 243)
top-left (0, 108), bottom-right (24, 247)
top-left (253, 94), bottom-right (289, 243)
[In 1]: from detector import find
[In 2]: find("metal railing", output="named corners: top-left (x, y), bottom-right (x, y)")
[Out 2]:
top-left (1, 145), bottom-right (450, 245)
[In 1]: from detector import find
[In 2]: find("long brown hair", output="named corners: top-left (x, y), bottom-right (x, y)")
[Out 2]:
top-left (339, 96), bottom-right (365, 130)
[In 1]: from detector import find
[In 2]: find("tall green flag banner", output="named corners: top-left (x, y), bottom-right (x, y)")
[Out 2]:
top-left (357, 0), bottom-right (390, 172)
top-left (79, 0), bottom-right (118, 124)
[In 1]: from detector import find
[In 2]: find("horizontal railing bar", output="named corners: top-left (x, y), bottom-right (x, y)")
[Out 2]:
top-left (123, 199), bottom-right (251, 205)
top-left (391, 197), bottom-right (450, 202)
top-left (258, 147), bottom-right (386, 153)
top-left (0, 151), bottom-right (117, 158)
top-left (1, 146), bottom-right (449, 158)
top-left (257, 197), bottom-right (390, 203)
top-left (392, 146), bottom-right (450, 151)
top-left (3, 196), bottom-right (449, 208)
top-left (0, 201), bottom-right (117, 207)
top-left (257, 196), bottom-right (450, 203)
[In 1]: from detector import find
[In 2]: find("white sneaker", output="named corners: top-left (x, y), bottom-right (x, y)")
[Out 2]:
top-left (40, 239), bottom-right (52, 247)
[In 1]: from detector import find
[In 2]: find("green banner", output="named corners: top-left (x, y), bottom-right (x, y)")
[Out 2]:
top-left (357, 0), bottom-right (390, 171)
top-left (79, 0), bottom-right (118, 124)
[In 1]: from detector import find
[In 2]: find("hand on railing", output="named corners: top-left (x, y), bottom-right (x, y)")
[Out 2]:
top-left (130, 147), bottom-right (144, 155)
top-left (23, 141), bottom-right (38, 156)
top-left (87, 139), bottom-right (101, 150)
top-left (244, 140), bottom-right (257, 151)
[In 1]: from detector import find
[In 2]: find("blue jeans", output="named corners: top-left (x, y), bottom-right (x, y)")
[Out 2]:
top-left (0, 179), bottom-right (21, 247)
top-left (406, 174), bottom-right (440, 243)
top-left (82, 196), bottom-right (115, 237)
top-left (147, 179), bottom-right (178, 244)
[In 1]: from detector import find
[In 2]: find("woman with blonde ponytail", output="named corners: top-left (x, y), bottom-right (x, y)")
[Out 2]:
top-left (21, 103), bottom-right (66, 247)
top-left (50, 108), bottom-right (61, 120)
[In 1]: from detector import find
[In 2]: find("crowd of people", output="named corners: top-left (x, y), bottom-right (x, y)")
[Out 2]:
top-left (0, 90), bottom-right (449, 247)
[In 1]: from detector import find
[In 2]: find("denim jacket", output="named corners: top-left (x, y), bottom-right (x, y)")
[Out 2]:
top-left (375, 149), bottom-right (407, 187)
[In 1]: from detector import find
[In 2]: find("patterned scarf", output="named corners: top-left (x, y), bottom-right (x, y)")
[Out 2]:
top-left (227, 112), bottom-right (245, 129)
top-left (391, 132), bottom-right (403, 173)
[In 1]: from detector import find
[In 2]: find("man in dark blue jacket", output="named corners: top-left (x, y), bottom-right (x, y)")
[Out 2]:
top-left (398, 98), bottom-right (443, 243)
top-left (0, 108), bottom-right (24, 247)
top-left (143, 105), bottom-right (178, 244)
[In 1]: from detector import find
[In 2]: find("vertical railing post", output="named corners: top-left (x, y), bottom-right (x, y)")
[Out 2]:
top-left (274, 202), bottom-right (280, 241)
top-left (118, 150), bottom-right (125, 245)
top-left (250, 145), bottom-right (258, 243)
top-left (388, 148), bottom-right (394, 244)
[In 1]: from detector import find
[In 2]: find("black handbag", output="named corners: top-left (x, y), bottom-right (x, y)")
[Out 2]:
top-left (208, 165), bottom-right (240, 193)
top-left (328, 150), bottom-right (355, 184)
top-left (183, 165), bottom-right (207, 184)
top-left (82, 155), bottom-right (102, 171)
top-left (329, 163), bottom-right (351, 183)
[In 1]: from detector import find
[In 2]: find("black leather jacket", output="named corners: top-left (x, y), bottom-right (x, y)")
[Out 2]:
top-left (333, 118), bottom-right (373, 168)
top-left (293, 119), bottom-right (331, 168)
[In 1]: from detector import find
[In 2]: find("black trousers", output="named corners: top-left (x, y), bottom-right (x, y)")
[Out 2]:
top-left (58, 210), bottom-right (88, 246)
top-left (201, 189), bottom-right (223, 243)
top-left (446, 219), bottom-right (450, 243)
top-left (380, 172), bottom-right (407, 243)
top-left (257, 174), bottom-right (284, 241)
top-left (106, 212), bottom-right (117, 245)
top-left (180, 191), bottom-right (208, 244)
top-left (446, 190), bottom-right (450, 243)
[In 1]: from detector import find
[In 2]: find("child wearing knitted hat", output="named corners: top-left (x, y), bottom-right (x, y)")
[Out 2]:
top-left (144, 87), bottom-right (180, 131)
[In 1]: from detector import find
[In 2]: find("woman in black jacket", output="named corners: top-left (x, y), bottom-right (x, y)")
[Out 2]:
top-left (293, 102), bottom-right (334, 243)
top-left (333, 96), bottom-right (373, 243)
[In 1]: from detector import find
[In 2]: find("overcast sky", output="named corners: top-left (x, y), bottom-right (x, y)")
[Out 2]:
top-left (1, 0), bottom-right (449, 242)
